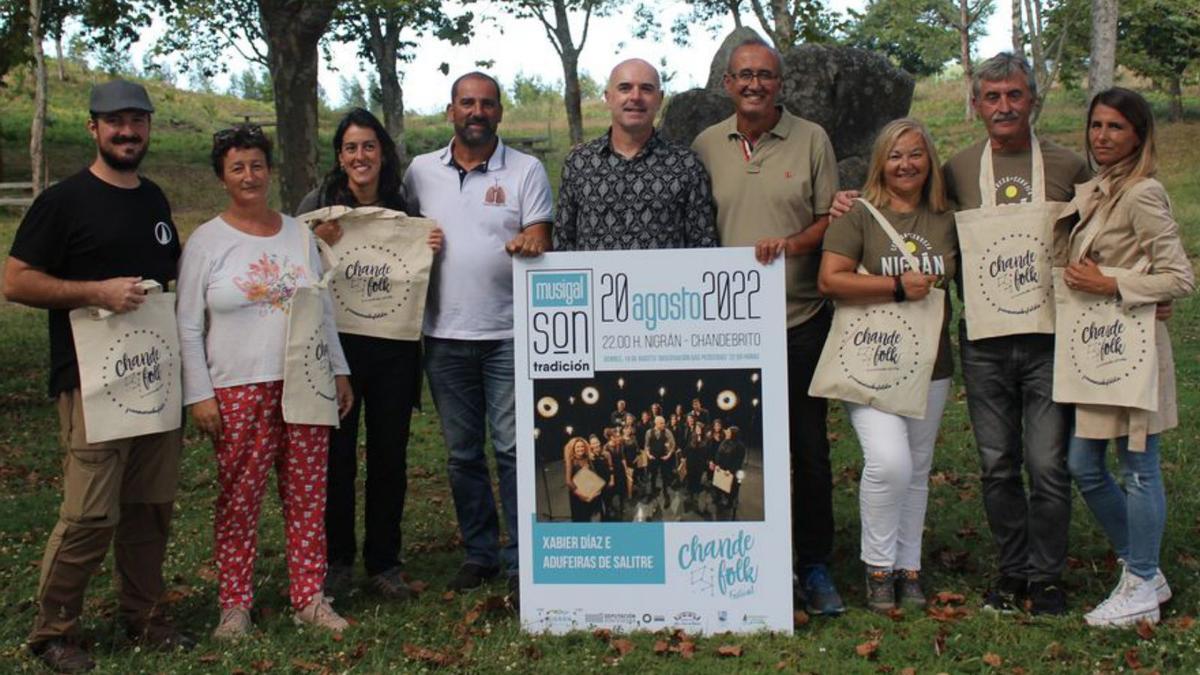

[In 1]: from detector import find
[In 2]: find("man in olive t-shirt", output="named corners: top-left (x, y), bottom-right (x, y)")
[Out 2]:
top-left (692, 36), bottom-right (844, 615)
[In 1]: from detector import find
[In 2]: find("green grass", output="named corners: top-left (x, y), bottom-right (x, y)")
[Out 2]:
top-left (2, 66), bottom-right (1200, 672)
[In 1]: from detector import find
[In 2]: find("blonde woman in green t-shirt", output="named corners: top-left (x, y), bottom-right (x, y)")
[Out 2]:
top-left (818, 118), bottom-right (959, 613)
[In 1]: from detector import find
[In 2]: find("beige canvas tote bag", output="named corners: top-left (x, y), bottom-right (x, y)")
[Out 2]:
top-left (1051, 217), bottom-right (1157, 411)
top-left (281, 231), bottom-right (340, 426)
top-left (297, 206), bottom-right (434, 340)
top-left (809, 200), bottom-right (945, 419)
top-left (68, 280), bottom-right (182, 443)
top-left (955, 135), bottom-right (1067, 340)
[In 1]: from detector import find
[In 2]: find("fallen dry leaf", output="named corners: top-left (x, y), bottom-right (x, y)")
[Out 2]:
top-left (1124, 647), bottom-right (1143, 669)
top-left (900, 668), bottom-right (916, 675)
top-left (402, 643), bottom-right (456, 668)
top-left (934, 591), bottom-right (966, 604)
top-left (251, 659), bottom-right (274, 673)
top-left (198, 653), bottom-right (219, 664)
top-left (593, 628), bottom-right (613, 642)
top-left (679, 641), bottom-right (696, 659)
top-left (611, 638), bottom-right (635, 657)
top-left (1043, 641), bottom-right (1066, 661)
top-left (522, 643), bottom-right (543, 660)
top-left (982, 652), bottom-right (1002, 667)
top-left (290, 658), bottom-right (327, 673)
top-left (775, 660), bottom-right (790, 670)
top-left (1168, 615), bottom-right (1196, 630)
top-left (933, 632), bottom-right (947, 656)
top-left (408, 580), bottom-right (429, 595)
top-left (716, 644), bottom-right (744, 658)
top-left (887, 607), bottom-right (905, 621)
top-left (856, 640), bottom-right (880, 660)
top-left (794, 610), bottom-right (810, 626)
top-left (1136, 619), bottom-right (1156, 640)
top-left (441, 591), bottom-right (456, 602)
top-left (653, 640), bottom-right (670, 655)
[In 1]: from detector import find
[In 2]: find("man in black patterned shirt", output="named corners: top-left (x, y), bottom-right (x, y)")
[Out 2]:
top-left (553, 58), bottom-right (719, 251)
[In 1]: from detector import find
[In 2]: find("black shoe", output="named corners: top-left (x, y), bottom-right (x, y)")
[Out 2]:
top-left (446, 563), bottom-right (500, 592)
top-left (506, 575), bottom-right (520, 612)
top-left (123, 615), bottom-right (197, 652)
top-left (1028, 580), bottom-right (1067, 616)
top-left (367, 567), bottom-right (413, 601)
top-left (982, 575), bottom-right (1027, 613)
top-left (30, 638), bottom-right (96, 673)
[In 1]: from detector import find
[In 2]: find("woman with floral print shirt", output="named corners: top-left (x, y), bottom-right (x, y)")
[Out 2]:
top-left (177, 125), bottom-right (353, 640)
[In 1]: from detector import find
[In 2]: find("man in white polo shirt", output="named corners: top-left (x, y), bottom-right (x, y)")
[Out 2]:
top-left (403, 72), bottom-right (552, 608)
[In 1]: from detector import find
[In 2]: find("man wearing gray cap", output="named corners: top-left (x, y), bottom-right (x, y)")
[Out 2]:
top-left (2, 80), bottom-right (193, 672)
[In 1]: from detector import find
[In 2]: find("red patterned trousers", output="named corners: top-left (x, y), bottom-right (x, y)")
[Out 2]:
top-left (212, 381), bottom-right (329, 610)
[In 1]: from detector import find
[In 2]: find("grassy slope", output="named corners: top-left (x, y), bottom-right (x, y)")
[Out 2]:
top-left (1, 67), bottom-right (1199, 673)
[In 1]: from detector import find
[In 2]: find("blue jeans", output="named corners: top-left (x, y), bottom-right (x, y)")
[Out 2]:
top-left (424, 337), bottom-right (518, 575)
top-left (1067, 434), bottom-right (1164, 579)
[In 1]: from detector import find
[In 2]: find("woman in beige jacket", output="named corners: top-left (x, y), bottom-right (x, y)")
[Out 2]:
top-left (1059, 88), bottom-right (1195, 628)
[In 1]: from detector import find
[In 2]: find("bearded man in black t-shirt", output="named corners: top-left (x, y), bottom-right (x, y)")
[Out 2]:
top-left (2, 80), bottom-right (193, 672)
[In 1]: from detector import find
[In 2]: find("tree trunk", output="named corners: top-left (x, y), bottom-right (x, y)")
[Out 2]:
top-left (258, 0), bottom-right (336, 213)
top-left (30, 0), bottom-right (48, 196)
top-left (1011, 0), bottom-right (1024, 55)
top-left (1023, 0), bottom-right (1045, 79)
top-left (365, 15), bottom-right (407, 168)
top-left (1087, 0), bottom-right (1116, 100)
top-left (959, 0), bottom-right (974, 121)
top-left (727, 0), bottom-right (742, 27)
top-left (561, 49), bottom-right (583, 145)
top-left (54, 28), bottom-right (65, 81)
top-left (1167, 74), bottom-right (1183, 123)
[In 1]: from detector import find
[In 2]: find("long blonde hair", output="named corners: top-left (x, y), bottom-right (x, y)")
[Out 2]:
top-left (1087, 87), bottom-right (1157, 216)
top-left (861, 117), bottom-right (948, 213)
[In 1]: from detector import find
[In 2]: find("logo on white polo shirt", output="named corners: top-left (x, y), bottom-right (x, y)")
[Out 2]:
top-left (154, 222), bottom-right (173, 245)
top-left (485, 183), bottom-right (506, 206)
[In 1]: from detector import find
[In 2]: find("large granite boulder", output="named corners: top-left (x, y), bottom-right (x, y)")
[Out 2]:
top-left (661, 36), bottom-right (914, 191)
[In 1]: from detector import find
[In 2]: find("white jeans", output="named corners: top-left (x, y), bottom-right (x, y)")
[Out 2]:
top-left (847, 378), bottom-right (952, 570)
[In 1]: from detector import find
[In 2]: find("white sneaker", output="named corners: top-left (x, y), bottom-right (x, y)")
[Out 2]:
top-left (1084, 572), bottom-right (1160, 628)
top-left (293, 595), bottom-right (349, 633)
top-left (212, 607), bottom-right (252, 641)
top-left (1151, 569), bottom-right (1172, 605)
top-left (1117, 559), bottom-right (1172, 605)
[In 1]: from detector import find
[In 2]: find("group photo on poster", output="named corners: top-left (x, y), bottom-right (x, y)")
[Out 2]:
top-left (532, 369), bottom-right (764, 524)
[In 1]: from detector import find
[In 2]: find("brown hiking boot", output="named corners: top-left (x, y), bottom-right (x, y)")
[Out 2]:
top-left (894, 569), bottom-right (927, 609)
top-left (30, 638), bottom-right (95, 673)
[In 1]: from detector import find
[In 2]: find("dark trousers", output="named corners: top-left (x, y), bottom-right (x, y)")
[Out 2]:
top-left (648, 457), bottom-right (673, 498)
top-left (959, 324), bottom-right (1071, 582)
top-left (326, 334), bottom-right (421, 576)
top-left (788, 308), bottom-right (834, 568)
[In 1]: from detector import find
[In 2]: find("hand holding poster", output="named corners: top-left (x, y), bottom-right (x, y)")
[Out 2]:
top-left (514, 247), bottom-right (793, 635)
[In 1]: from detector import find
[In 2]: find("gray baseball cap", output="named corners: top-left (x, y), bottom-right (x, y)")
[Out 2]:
top-left (89, 80), bottom-right (155, 114)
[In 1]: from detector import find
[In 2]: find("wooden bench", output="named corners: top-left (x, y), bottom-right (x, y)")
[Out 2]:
top-left (229, 113), bottom-right (276, 128)
top-left (506, 135), bottom-right (552, 159)
top-left (0, 182), bottom-right (35, 207)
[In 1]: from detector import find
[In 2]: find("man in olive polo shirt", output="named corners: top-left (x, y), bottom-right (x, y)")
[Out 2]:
top-left (691, 36), bottom-right (843, 615)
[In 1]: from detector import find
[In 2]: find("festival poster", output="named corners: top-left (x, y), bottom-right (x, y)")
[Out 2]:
top-left (513, 248), bottom-right (793, 635)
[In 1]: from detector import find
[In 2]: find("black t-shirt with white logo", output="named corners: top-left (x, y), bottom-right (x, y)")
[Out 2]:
top-left (9, 168), bottom-right (180, 396)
